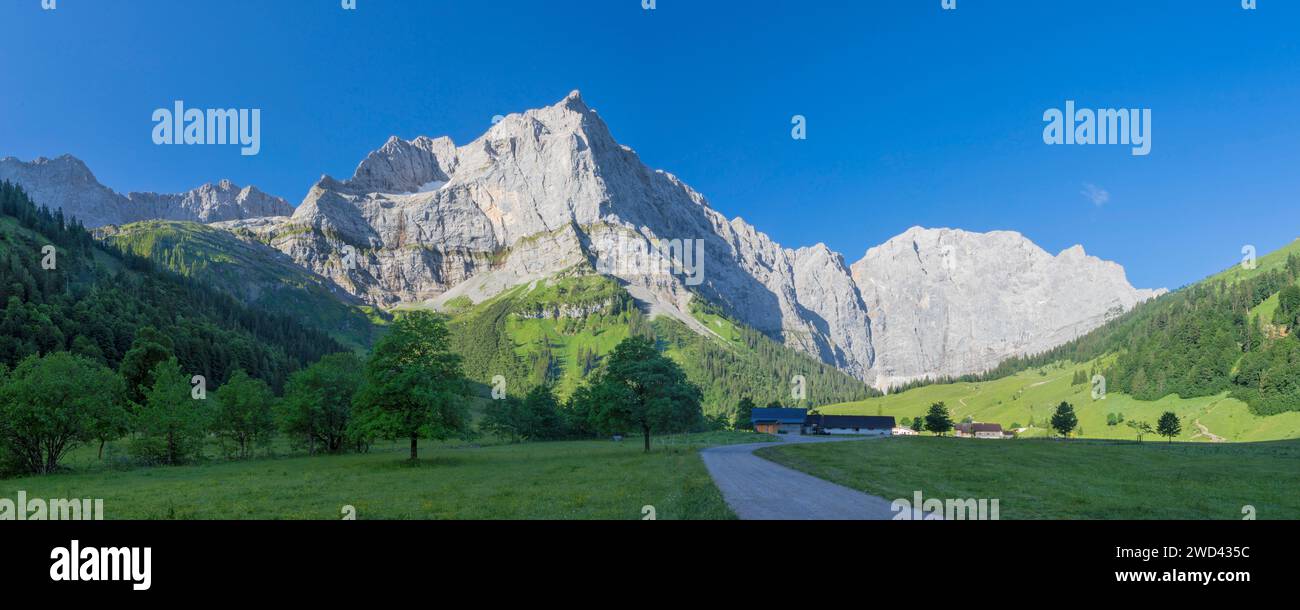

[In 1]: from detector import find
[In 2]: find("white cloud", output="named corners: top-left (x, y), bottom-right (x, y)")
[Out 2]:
top-left (1081, 183), bottom-right (1110, 206)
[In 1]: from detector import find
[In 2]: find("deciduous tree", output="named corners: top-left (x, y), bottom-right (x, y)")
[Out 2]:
top-left (279, 352), bottom-right (364, 453)
top-left (1126, 419), bottom-right (1153, 442)
top-left (0, 352), bottom-right (127, 474)
top-left (132, 358), bottom-right (211, 465)
top-left (734, 397), bottom-right (755, 431)
top-left (1157, 411), bottom-right (1182, 443)
top-left (118, 327), bottom-right (174, 407)
top-left (213, 369), bottom-right (277, 459)
top-left (585, 336), bottom-right (703, 452)
top-left (354, 312), bottom-right (470, 461)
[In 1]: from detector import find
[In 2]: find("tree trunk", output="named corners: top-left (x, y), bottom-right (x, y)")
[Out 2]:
top-left (98, 439), bottom-right (105, 460)
top-left (409, 434), bottom-right (419, 461)
top-left (643, 425), bottom-right (651, 453)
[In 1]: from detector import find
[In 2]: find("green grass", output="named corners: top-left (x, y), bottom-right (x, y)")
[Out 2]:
top-left (1251, 291), bottom-right (1280, 325)
top-left (1208, 238), bottom-right (1300, 285)
top-left (1, 431), bottom-right (771, 520)
top-left (505, 314), bottom-right (633, 397)
top-left (821, 357), bottom-right (1300, 442)
top-left (758, 436), bottom-right (1300, 519)
top-left (690, 308), bottom-right (744, 344)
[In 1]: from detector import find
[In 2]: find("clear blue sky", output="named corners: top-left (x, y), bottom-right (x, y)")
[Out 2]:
top-left (3, 0), bottom-right (1299, 290)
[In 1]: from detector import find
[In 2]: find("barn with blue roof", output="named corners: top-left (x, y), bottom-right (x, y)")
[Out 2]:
top-left (750, 408), bottom-right (808, 435)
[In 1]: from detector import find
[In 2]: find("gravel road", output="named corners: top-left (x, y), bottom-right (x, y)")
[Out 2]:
top-left (701, 435), bottom-right (902, 520)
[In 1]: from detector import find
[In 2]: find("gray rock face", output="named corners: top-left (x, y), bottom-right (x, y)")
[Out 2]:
top-left (126, 179), bottom-right (293, 223)
top-left (0, 155), bottom-right (126, 228)
top-left (236, 90), bottom-right (878, 379)
top-left (0, 155), bottom-right (292, 227)
top-left (851, 227), bottom-right (1166, 389)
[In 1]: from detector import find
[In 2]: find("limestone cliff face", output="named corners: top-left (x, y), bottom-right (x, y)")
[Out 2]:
top-left (125, 179), bottom-right (292, 223)
top-left (851, 226), bottom-right (1166, 388)
top-left (225, 91), bottom-right (878, 380)
top-left (0, 155), bottom-right (292, 226)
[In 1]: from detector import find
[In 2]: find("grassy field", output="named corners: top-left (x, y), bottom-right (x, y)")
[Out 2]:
top-left (821, 358), bottom-right (1300, 442)
top-left (1, 431), bottom-right (770, 520)
top-left (757, 436), bottom-right (1300, 519)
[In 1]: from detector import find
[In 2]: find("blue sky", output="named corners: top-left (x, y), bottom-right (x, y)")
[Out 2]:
top-left (3, 0), bottom-right (1298, 289)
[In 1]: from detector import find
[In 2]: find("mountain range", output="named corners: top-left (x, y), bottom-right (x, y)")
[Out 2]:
top-left (0, 91), bottom-right (1165, 392)
top-left (0, 155), bottom-right (292, 227)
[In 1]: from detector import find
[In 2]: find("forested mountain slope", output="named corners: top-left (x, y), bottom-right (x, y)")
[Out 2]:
top-left (99, 220), bottom-right (385, 350)
top-left (0, 181), bottom-right (343, 391)
top-left (444, 271), bottom-right (876, 417)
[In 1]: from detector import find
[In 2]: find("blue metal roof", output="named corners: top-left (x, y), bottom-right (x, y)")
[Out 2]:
top-left (751, 407), bottom-right (807, 424)
top-left (808, 414), bottom-right (895, 430)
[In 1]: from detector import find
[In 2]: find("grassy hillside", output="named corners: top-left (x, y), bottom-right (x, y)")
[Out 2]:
top-left (758, 436), bottom-right (1300, 519)
top-left (2, 432), bottom-right (769, 519)
top-left (102, 220), bottom-right (383, 350)
top-left (822, 357), bottom-right (1300, 442)
top-left (447, 272), bottom-right (876, 417)
top-left (1210, 238), bottom-right (1300, 285)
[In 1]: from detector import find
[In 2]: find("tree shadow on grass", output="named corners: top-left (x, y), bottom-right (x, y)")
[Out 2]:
top-left (380, 456), bottom-right (468, 470)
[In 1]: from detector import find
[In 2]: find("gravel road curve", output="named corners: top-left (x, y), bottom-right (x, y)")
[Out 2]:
top-left (701, 435), bottom-right (902, 520)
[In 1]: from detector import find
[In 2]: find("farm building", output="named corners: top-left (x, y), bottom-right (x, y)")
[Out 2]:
top-left (806, 414), bottom-right (895, 436)
top-left (751, 408), bottom-right (809, 435)
top-left (955, 422), bottom-right (1006, 439)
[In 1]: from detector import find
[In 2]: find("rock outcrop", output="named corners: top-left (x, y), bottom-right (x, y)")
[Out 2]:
top-left (851, 227), bottom-right (1166, 388)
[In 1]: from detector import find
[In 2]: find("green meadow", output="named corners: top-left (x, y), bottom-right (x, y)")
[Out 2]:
top-left (1, 431), bottom-right (769, 520)
top-left (821, 359), bottom-right (1300, 442)
top-left (758, 436), bottom-right (1300, 519)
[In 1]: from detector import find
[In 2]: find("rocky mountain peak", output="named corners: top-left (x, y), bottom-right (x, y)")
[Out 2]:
top-left (344, 135), bottom-right (459, 195)
top-left (0, 154), bottom-right (291, 227)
